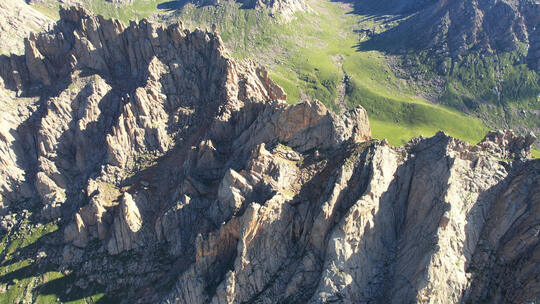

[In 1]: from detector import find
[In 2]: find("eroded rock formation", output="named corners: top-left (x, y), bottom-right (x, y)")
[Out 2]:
top-left (0, 0), bottom-right (53, 55)
top-left (240, 0), bottom-right (311, 18)
top-left (368, 0), bottom-right (540, 71)
top-left (0, 7), bottom-right (539, 304)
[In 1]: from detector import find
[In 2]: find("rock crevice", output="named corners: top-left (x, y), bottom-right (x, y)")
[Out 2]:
top-left (0, 7), bottom-right (538, 304)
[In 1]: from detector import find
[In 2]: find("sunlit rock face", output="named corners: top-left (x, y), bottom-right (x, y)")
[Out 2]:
top-left (0, 6), bottom-right (539, 304)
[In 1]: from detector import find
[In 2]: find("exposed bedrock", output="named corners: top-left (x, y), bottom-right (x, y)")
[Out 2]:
top-left (0, 7), bottom-right (538, 304)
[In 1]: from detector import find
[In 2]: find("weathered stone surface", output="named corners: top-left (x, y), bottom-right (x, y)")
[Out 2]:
top-left (0, 7), bottom-right (538, 304)
top-left (194, 0), bottom-right (310, 19)
top-left (377, 0), bottom-right (539, 71)
top-left (241, 0), bottom-right (311, 19)
top-left (473, 129), bottom-right (537, 160)
top-left (0, 0), bottom-right (53, 55)
top-left (217, 169), bottom-right (253, 215)
top-left (107, 193), bottom-right (143, 255)
top-left (64, 213), bottom-right (88, 248)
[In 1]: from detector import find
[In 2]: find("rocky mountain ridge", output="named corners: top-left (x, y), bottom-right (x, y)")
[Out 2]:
top-left (358, 0), bottom-right (539, 143)
top-left (30, 0), bottom-right (310, 21)
top-left (365, 0), bottom-right (539, 71)
top-left (0, 6), bottom-right (539, 304)
top-left (239, 0), bottom-right (310, 18)
top-left (0, 0), bottom-right (53, 55)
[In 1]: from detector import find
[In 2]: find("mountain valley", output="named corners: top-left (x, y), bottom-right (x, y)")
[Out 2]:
top-left (0, 1), bottom-right (539, 303)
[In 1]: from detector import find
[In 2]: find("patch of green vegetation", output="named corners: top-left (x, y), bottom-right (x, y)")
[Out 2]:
top-left (33, 272), bottom-right (67, 304)
top-left (281, 188), bottom-right (298, 198)
top-left (176, 1), bottom-right (344, 111)
top-left (177, 3), bottom-right (280, 58)
top-left (344, 48), bottom-right (487, 145)
top-left (90, 0), bottom-right (175, 23)
top-left (359, 100), bottom-right (487, 146)
top-left (31, 2), bottom-right (61, 20)
top-left (36, 0), bottom-right (174, 23)
top-left (35, 0), bottom-right (530, 147)
top-left (532, 149), bottom-right (540, 159)
top-left (270, 70), bottom-right (300, 104)
top-left (20, 222), bottom-right (58, 250)
top-left (277, 143), bottom-right (293, 151)
top-left (441, 52), bottom-right (539, 110)
top-left (403, 50), bottom-right (539, 143)
top-left (175, 0), bottom-right (490, 145)
top-left (0, 260), bottom-right (32, 304)
top-left (2, 219), bottom-right (57, 258)
top-left (0, 220), bottom-right (105, 303)
top-left (35, 272), bottom-right (106, 303)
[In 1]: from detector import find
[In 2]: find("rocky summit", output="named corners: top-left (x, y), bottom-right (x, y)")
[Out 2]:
top-left (0, 6), bottom-right (539, 304)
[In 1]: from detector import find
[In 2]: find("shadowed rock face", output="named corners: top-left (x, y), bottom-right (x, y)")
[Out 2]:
top-left (0, 7), bottom-right (539, 304)
top-left (239, 0), bottom-right (311, 18)
top-left (425, 0), bottom-right (536, 58)
top-left (369, 0), bottom-right (539, 71)
top-left (191, 0), bottom-right (310, 19)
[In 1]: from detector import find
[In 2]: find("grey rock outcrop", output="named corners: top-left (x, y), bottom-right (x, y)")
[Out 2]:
top-left (0, 7), bottom-right (539, 304)
top-left (161, 131), bottom-right (540, 304)
top-left (107, 192), bottom-right (144, 254)
top-left (240, 0), bottom-right (311, 18)
top-left (370, 0), bottom-right (540, 71)
top-left (0, 0), bottom-right (53, 55)
top-left (473, 129), bottom-right (537, 160)
top-left (193, 0), bottom-right (310, 19)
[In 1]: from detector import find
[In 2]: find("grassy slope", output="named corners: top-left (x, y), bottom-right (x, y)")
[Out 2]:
top-left (177, 0), bottom-right (488, 145)
top-left (85, 0), bottom-right (171, 22)
top-left (30, 2), bottom-right (61, 20)
top-left (0, 221), bottom-right (106, 303)
top-left (32, 0), bottom-right (172, 23)
top-left (443, 51), bottom-right (539, 109)
top-left (3, 3), bottom-right (538, 303)
top-left (31, 0), bottom-right (535, 149)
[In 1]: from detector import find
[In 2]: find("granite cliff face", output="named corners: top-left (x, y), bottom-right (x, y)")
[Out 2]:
top-left (0, 7), bottom-right (539, 304)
